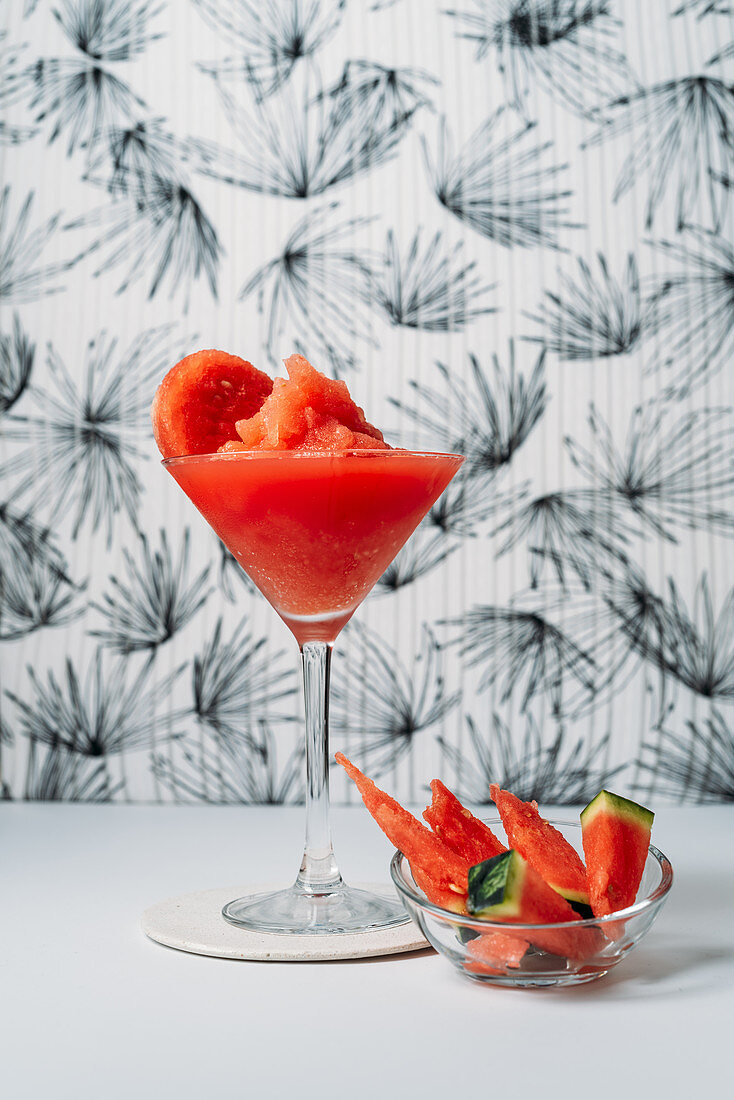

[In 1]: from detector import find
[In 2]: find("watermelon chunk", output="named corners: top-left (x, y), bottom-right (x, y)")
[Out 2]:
top-left (234, 354), bottom-right (389, 452)
top-left (581, 790), bottom-right (654, 916)
top-left (468, 850), bottom-right (599, 961)
top-left (464, 930), bottom-right (530, 976)
top-left (423, 780), bottom-right (506, 865)
top-left (490, 784), bottom-right (590, 907)
top-left (335, 753), bottom-right (470, 913)
top-left (151, 349), bottom-right (273, 458)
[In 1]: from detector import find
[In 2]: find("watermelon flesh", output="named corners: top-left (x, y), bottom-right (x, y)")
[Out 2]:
top-left (490, 784), bottom-right (590, 907)
top-left (335, 753), bottom-right (470, 912)
top-left (423, 780), bottom-right (506, 865)
top-left (464, 930), bottom-right (530, 976)
top-left (151, 349), bottom-right (273, 457)
top-left (232, 354), bottom-right (389, 452)
top-left (468, 850), bottom-right (600, 961)
top-left (581, 790), bottom-right (654, 916)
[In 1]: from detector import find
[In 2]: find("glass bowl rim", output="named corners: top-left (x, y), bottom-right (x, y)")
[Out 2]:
top-left (389, 818), bottom-right (674, 931)
top-left (162, 449), bottom-right (466, 467)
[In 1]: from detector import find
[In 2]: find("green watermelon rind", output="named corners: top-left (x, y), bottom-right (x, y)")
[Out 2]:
top-left (580, 790), bottom-right (654, 831)
top-left (554, 883), bottom-right (591, 906)
top-left (467, 850), bottom-right (526, 919)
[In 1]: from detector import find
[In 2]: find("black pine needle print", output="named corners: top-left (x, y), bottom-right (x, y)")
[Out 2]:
top-left (0, 187), bottom-right (75, 302)
top-left (438, 713), bottom-right (621, 804)
top-left (25, 57), bottom-right (145, 157)
top-left (374, 525), bottom-right (460, 594)
top-left (5, 651), bottom-right (186, 757)
top-left (0, 119), bottom-right (36, 146)
top-left (565, 401), bottom-right (734, 542)
top-left (673, 1), bottom-right (733, 17)
top-left (84, 118), bottom-right (185, 201)
top-left (707, 40), bottom-right (734, 65)
top-left (600, 565), bottom-right (734, 701)
top-left (194, 0), bottom-right (345, 96)
top-left (331, 623), bottom-right (461, 776)
top-left (446, 0), bottom-right (637, 119)
top-left (367, 229), bottom-right (496, 331)
top-left (240, 204), bottom-right (375, 374)
top-left (494, 489), bottom-right (634, 590)
top-left (23, 736), bottom-right (121, 801)
top-left (424, 109), bottom-right (576, 249)
top-left (655, 576), bottom-right (734, 701)
top-left (584, 77), bottom-right (734, 231)
top-left (193, 66), bottom-right (414, 199)
top-left (511, 575), bottom-right (652, 715)
top-left (152, 723), bottom-right (305, 804)
top-left (0, 553), bottom-right (84, 641)
top-left (391, 344), bottom-right (547, 479)
top-left (53, 0), bottom-right (165, 61)
top-left (1, 326), bottom-right (177, 546)
top-left (645, 229), bottom-right (734, 396)
top-left (0, 502), bottom-right (69, 588)
top-left (0, 33), bottom-right (37, 144)
top-left (319, 59), bottom-right (438, 117)
top-left (2, 1), bottom-right (732, 808)
top-left (90, 529), bottom-right (212, 654)
top-left (428, 476), bottom-right (529, 540)
top-left (67, 175), bottom-right (221, 304)
top-left (193, 619), bottom-right (297, 738)
top-left (524, 252), bottom-right (650, 359)
top-left (597, 561), bottom-right (674, 671)
top-left (448, 603), bottom-right (597, 716)
top-left (637, 710), bottom-right (734, 802)
top-left (0, 313), bottom-right (34, 413)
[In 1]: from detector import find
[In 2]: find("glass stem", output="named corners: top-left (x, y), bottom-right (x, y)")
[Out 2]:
top-left (296, 641), bottom-right (343, 895)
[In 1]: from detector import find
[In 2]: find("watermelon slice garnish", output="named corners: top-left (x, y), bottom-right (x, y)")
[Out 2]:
top-left (335, 753), bottom-right (470, 913)
top-left (490, 784), bottom-right (590, 908)
top-left (468, 850), bottom-right (600, 961)
top-left (423, 779), bottom-right (506, 865)
top-left (581, 790), bottom-right (654, 916)
top-left (151, 348), bottom-right (273, 458)
top-left (336, 754), bottom-right (653, 972)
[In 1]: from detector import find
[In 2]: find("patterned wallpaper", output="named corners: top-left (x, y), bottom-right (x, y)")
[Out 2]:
top-left (0, 0), bottom-right (733, 805)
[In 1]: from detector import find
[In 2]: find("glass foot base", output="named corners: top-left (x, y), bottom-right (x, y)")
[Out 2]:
top-left (222, 881), bottom-right (409, 936)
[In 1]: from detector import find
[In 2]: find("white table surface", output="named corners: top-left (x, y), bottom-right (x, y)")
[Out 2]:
top-left (1, 803), bottom-right (731, 1099)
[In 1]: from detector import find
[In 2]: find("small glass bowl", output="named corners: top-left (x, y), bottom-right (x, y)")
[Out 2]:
top-left (390, 820), bottom-right (673, 988)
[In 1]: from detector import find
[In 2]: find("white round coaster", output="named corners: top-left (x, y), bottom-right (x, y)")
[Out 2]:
top-left (141, 883), bottom-right (430, 961)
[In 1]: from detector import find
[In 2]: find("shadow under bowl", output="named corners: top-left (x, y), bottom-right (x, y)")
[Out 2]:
top-left (390, 820), bottom-right (673, 989)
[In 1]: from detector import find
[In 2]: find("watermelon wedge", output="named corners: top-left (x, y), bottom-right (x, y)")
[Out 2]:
top-left (423, 780), bottom-right (506, 865)
top-left (467, 850), bottom-right (600, 961)
top-left (490, 784), bottom-right (590, 907)
top-left (151, 349), bottom-right (273, 458)
top-left (581, 790), bottom-right (654, 916)
top-left (335, 753), bottom-right (470, 913)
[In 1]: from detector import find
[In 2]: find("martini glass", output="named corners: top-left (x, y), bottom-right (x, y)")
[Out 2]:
top-left (164, 448), bottom-right (464, 935)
